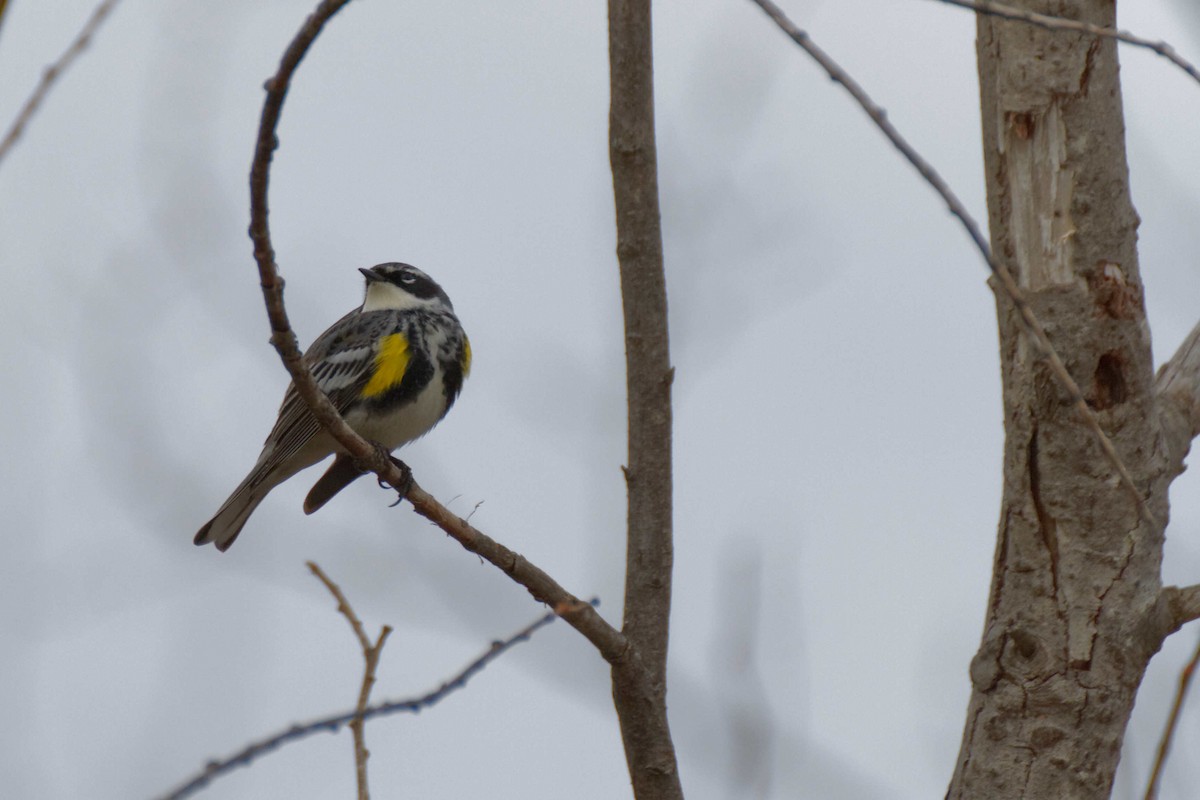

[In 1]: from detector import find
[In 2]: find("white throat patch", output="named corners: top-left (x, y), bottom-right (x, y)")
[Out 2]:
top-left (361, 281), bottom-right (436, 312)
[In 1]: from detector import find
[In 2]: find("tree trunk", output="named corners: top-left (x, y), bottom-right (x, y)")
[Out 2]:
top-left (948, 2), bottom-right (1174, 797)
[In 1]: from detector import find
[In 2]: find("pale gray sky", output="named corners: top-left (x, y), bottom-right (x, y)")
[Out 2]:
top-left (1, 1), bottom-right (1197, 798)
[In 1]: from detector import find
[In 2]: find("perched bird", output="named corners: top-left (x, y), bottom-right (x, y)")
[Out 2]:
top-left (194, 263), bottom-right (470, 551)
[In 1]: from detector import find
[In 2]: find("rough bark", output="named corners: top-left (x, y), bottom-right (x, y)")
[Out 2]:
top-left (948, 2), bottom-right (1175, 797)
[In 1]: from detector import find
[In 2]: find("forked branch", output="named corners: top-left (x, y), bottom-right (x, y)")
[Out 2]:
top-left (157, 606), bottom-right (568, 800)
top-left (308, 562), bottom-right (392, 800)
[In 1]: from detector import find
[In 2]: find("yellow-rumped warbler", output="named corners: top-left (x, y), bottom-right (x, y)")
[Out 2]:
top-left (194, 262), bottom-right (470, 551)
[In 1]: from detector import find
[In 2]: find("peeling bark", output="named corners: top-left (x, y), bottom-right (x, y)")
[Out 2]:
top-left (948, 3), bottom-right (1175, 797)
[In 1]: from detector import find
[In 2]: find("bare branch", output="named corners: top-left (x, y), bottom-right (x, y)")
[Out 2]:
top-left (746, 0), bottom-right (1157, 529)
top-left (246, 0), bottom-right (628, 663)
top-left (156, 605), bottom-right (571, 800)
top-left (933, 0), bottom-right (1200, 87)
top-left (1163, 584), bottom-right (1200, 631)
top-left (1144, 632), bottom-right (1200, 800)
top-left (0, 0), bottom-right (121, 168)
top-left (1157, 321), bottom-right (1200, 478)
top-left (308, 562), bottom-right (392, 800)
top-left (608, 1), bottom-right (684, 797)
top-left (308, 561), bottom-right (375, 652)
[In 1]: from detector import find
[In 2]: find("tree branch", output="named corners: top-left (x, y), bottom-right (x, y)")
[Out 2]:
top-left (1162, 584), bottom-right (1200, 631)
top-left (0, 0), bottom-right (121, 168)
top-left (746, 0), bottom-right (1157, 529)
top-left (246, 0), bottom-right (628, 664)
top-left (933, 0), bottom-right (1200, 87)
top-left (1144, 633), bottom-right (1200, 800)
top-left (608, 1), bottom-right (683, 798)
top-left (1157, 321), bottom-right (1200, 479)
top-left (157, 605), bottom-right (571, 800)
top-left (308, 562), bottom-right (392, 800)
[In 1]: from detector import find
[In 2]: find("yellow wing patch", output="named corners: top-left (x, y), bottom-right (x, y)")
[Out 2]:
top-left (362, 333), bottom-right (410, 398)
top-left (461, 335), bottom-right (472, 376)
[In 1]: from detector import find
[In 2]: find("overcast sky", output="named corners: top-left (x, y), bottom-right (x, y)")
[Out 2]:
top-left (1, 1), bottom-right (1198, 798)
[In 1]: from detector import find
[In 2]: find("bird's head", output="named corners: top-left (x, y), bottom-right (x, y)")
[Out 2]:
top-left (359, 263), bottom-right (453, 312)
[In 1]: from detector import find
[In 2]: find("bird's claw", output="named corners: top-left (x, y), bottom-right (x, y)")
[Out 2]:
top-left (354, 442), bottom-right (413, 505)
top-left (380, 454), bottom-right (413, 506)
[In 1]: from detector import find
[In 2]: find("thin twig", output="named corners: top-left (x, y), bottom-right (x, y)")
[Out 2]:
top-left (246, 0), bottom-right (629, 663)
top-left (308, 561), bottom-right (374, 651)
top-left (747, 0), bottom-right (1157, 529)
top-left (1144, 633), bottom-right (1200, 800)
top-left (934, 0), bottom-right (1200, 87)
top-left (0, 0), bottom-right (121, 168)
top-left (156, 603), bottom-right (579, 800)
top-left (308, 562), bottom-right (392, 800)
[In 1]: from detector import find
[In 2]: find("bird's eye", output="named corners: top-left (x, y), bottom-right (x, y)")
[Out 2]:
top-left (400, 273), bottom-right (417, 284)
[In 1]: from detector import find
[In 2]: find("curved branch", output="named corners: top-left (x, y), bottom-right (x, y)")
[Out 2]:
top-left (747, 0), bottom-right (1157, 529)
top-left (246, 0), bottom-right (628, 663)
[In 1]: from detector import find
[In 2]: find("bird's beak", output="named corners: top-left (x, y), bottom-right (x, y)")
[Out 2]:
top-left (359, 267), bottom-right (384, 283)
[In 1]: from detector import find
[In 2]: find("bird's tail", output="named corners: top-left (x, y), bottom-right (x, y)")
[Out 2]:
top-left (194, 472), bottom-right (271, 552)
top-left (303, 454), bottom-right (366, 514)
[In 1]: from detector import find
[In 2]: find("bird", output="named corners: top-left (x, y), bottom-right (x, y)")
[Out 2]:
top-left (194, 262), bottom-right (470, 552)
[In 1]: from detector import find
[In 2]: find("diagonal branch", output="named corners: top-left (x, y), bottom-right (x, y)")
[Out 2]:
top-left (156, 605), bottom-right (570, 800)
top-left (747, 0), bottom-right (1157, 529)
top-left (932, 0), bottom-right (1200, 87)
top-left (1157, 321), bottom-right (1200, 478)
top-left (247, 0), bottom-right (628, 663)
top-left (1144, 632), bottom-right (1200, 800)
top-left (0, 0), bottom-right (122, 168)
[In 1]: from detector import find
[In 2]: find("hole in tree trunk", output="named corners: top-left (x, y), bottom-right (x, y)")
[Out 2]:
top-left (1090, 353), bottom-right (1127, 409)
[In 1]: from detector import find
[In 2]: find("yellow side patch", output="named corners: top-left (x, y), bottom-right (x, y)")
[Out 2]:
top-left (362, 333), bottom-right (410, 398)
top-left (461, 335), bottom-right (472, 376)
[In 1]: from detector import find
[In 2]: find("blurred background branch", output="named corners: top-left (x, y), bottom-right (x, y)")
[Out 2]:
top-left (0, 0), bottom-right (120, 167)
top-left (1145, 633), bottom-right (1200, 799)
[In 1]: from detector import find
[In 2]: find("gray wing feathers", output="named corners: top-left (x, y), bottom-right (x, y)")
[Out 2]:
top-left (256, 310), bottom-right (397, 471)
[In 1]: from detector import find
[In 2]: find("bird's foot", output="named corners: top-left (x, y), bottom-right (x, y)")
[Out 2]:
top-left (352, 442), bottom-right (413, 503)
top-left (373, 449), bottom-right (413, 506)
